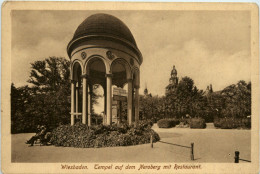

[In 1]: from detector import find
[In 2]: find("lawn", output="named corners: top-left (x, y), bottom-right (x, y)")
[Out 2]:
top-left (12, 123), bottom-right (251, 163)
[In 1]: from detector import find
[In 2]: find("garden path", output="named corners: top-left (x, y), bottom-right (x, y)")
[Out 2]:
top-left (12, 125), bottom-right (251, 163)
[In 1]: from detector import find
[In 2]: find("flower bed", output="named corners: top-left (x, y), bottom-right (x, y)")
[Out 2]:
top-left (50, 120), bottom-right (160, 148)
top-left (176, 118), bottom-right (191, 128)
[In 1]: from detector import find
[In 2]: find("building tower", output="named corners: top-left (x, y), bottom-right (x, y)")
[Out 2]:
top-left (166, 65), bottom-right (178, 94)
top-left (144, 83), bottom-right (148, 96)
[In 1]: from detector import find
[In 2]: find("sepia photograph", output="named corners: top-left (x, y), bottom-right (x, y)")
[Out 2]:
top-left (2, 1), bottom-right (259, 173)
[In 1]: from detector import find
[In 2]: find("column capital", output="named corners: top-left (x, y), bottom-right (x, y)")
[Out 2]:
top-left (81, 74), bottom-right (89, 79)
top-left (71, 80), bottom-right (77, 84)
top-left (105, 73), bottom-right (113, 78)
top-left (135, 85), bottom-right (140, 89)
top-left (127, 78), bottom-right (133, 83)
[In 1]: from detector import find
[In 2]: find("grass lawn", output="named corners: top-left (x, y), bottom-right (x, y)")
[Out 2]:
top-left (12, 123), bottom-right (251, 163)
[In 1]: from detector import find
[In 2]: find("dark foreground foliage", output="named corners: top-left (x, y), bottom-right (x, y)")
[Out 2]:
top-left (214, 117), bottom-right (251, 129)
top-left (50, 120), bottom-right (160, 148)
top-left (190, 118), bottom-right (206, 129)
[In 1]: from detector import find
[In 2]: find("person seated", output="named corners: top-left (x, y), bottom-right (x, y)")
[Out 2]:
top-left (25, 125), bottom-right (41, 144)
top-left (26, 125), bottom-right (47, 147)
top-left (40, 132), bottom-right (52, 146)
top-left (38, 125), bottom-right (47, 145)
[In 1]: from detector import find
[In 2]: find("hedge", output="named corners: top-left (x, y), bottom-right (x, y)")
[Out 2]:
top-left (50, 120), bottom-right (160, 148)
top-left (157, 119), bottom-right (179, 128)
top-left (213, 118), bottom-right (222, 128)
top-left (190, 118), bottom-right (206, 129)
top-left (214, 117), bottom-right (251, 129)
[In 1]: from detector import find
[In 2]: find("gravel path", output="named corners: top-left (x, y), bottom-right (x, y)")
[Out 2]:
top-left (12, 124), bottom-right (251, 163)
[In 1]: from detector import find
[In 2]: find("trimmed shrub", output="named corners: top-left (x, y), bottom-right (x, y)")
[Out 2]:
top-left (213, 117), bottom-right (251, 129)
top-left (50, 120), bottom-right (160, 148)
top-left (157, 119), bottom-right (179, 128)
top-left (171, 118), bottom-right (180, 125)
top-left (219, 118), bottom-right (237, 129)
top-left (190, 118), bottom-right (206, 129)
top-left (157, 119), bottom-right (172, 128)
top-left (213, 118), bottom-right (221, 128)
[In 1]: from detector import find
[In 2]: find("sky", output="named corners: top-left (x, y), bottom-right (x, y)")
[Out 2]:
top-left (12, 10), bottom-right (251, 97)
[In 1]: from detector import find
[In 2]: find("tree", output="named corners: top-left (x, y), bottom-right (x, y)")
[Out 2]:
top-left (221, 80), bottom-right (251, 118)
top-left (28, 57), bottom-right (70, 92)
top-left (28, 56), bottom-right (100, 113)
top-left (11, 84), bottom-right (38, 133)
top-left (11, 57), bottom-right (102, 133)
top-left (139, 95), bottom-right (153, 120)
top-left (205, 92), bottom-right (225, 121)
top-left (139, 94), bottom-right (165, 121)
top-left (27, 57), bottom-right (71, 129)
top-left (165, 76), bottom-right (207, 118)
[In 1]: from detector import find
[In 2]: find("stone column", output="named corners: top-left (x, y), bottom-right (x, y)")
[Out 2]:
top-left (71, 80), bottom-right (76, 125)
top-left (127, 79), bottom-right (133, 125)
top-left (81, 74), bottom-right (88, 124)
top-left (75, 83), bottom-right (79, 116)
top-left (103, 90), bottom-right (107, 125)
top-left (106, 74), bottom-right (112, 125)
top-left (88, 85), bottom-right (93, 126)
top-left (134, 87), bottom-right (140, 126)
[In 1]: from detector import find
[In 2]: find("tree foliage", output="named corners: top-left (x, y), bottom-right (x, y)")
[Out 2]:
top-left (28, 57), bottom-right (70, 92)
top-left (11, 57), bottom-right (71, 133)
top-left (11, 57), bottom-right (103, 133)
top-left (165, 76), bottom-right (207, 118)
top-left (139, 76), bottom-right (251, 123)
top-left (221, 80), bottom-right (251, 118)
top-left (139, 95), bottom-right (165, 122)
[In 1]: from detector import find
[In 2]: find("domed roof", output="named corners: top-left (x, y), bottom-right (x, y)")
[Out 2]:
top-left (67, 13), bottom-right (142, 61)
top-left (74, 13), bottom-right (137, 46)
